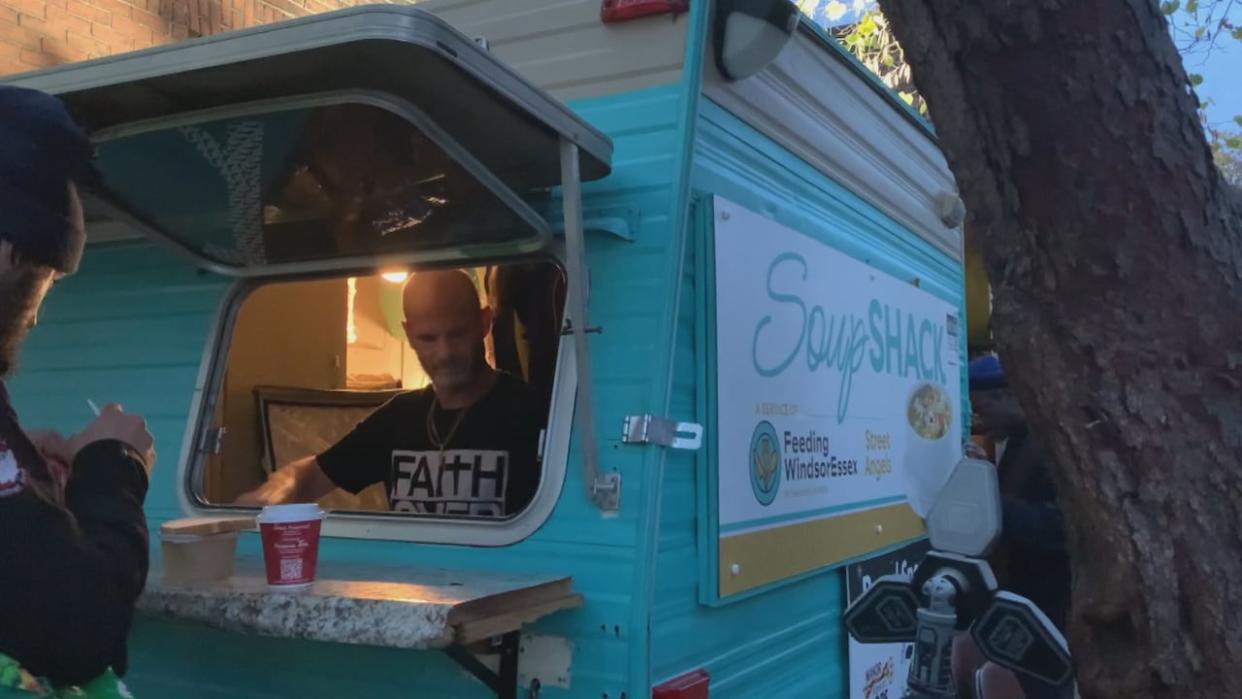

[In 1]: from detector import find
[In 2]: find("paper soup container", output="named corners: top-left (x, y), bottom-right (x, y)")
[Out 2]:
top-left (901, 382), bottom-right (957, 517)
top-left (160, 530), bottom-right (239, 584)
top-left (257, 503), bottom-right (325, 590)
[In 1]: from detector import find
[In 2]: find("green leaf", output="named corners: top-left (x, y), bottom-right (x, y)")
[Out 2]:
top-left (1160, 1), bottom-right (1181, 14)
top-left (898, 91), bottom-right (915, 106)
top-left (1195, 25), bottom-right (1207, 39)
top-left (1226, 137), bottom-right (1242, 150)
top-left (1232, 27), bottom-right (1242, 40)
top-left (1187, 0), bottom-right (1198, 12)
top-left (857, 14), bottom-right (878, 36)
top-left (1234, 116), bottom-right (1242, 128)
top-left (1189, 73), bottom-right (1205, 86)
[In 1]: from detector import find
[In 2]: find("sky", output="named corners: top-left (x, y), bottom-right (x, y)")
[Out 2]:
top-left (803, 1), bottom-right (1241, 131)
top-left (1179, 11), bottom-right (1242, 129)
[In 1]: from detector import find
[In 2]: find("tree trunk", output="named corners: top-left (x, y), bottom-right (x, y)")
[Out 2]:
top-left (871, 1), bottom-right (1242, 697)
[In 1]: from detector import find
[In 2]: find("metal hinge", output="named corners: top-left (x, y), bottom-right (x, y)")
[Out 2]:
top-left (622, 415), bottom-right (703, 450)
top-left (199, 426), bottom-right (227, 455)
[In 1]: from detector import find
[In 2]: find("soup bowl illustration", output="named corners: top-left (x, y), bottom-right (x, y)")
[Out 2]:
top-left (901, 382), bottom-right (957, 517)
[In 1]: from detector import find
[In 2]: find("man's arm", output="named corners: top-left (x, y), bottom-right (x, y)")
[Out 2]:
top-left (237, 397), bottom-right (402, 506)
top-left (234, 456), bottom-right (337, 506)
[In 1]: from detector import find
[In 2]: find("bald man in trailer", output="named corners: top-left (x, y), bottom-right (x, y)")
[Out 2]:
top-left (237, 270), bottom-right (544, 518)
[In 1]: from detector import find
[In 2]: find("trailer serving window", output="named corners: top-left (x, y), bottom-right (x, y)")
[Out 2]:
top-left (91, 97), bottom-right (586, 543)
top-left (196, 261), bottom-right (568, 522)
top-left (13, 6), bottom-right (614, 543)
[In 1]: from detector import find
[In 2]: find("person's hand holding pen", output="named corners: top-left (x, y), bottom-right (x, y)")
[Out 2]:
top-left (33, 400), bottom-right (156, 477)
top-left (73, 402), bottom-right (156, 475)
top-left (25, 429), bottom-right (72, 492)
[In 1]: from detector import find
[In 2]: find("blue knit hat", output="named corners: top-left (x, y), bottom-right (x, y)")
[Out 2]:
top-left (0, 85), bottom-right (93, 272)
top-left (968, 354), bottom-right (1006, 391)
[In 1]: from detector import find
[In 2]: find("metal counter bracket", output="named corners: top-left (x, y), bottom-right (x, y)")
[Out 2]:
top-left (443, 631), bottom-right (521, 699)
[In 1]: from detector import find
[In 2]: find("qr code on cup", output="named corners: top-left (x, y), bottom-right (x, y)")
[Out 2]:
top-left (280, 558), bottom-right (303, 581)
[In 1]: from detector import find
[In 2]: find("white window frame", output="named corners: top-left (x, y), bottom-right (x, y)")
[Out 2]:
top-left (173, 251), bottom-right (576, 546)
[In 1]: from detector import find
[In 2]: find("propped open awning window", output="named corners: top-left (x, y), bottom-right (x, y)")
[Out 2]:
top-left (9, 5), bottom-right (612, 275)
top-left (89, 95), bottom-right (553, 271)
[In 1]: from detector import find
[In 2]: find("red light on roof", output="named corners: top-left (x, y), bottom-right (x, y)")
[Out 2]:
top-left (601, 0), bottom-right (690, 23)
top-left (652, 669), bottom-right (710, 699)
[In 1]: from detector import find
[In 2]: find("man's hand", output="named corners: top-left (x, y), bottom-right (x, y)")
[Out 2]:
top-left (66, 404), bottom-right (156, 476)
top-left (234, 482), bottom-right (282, 507)
top-left (26, 429), bottom-right (72, 489)
top-left (26, 429), bottom-right (70, 464)
top-left (965, 441), bottom-right (990, 461)
top-left (234, 456), bottom-right (337, 507)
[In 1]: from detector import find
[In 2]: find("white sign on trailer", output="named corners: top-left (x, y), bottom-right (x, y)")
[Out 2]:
top-left (712, 196), bottom-right (962, 596)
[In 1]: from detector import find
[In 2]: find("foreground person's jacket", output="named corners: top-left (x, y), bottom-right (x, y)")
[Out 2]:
top-left (0, 383), bottom-right (149, 690)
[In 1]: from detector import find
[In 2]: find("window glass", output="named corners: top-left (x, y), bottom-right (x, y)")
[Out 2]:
top-left (94, 103), bottom-right (546, 268)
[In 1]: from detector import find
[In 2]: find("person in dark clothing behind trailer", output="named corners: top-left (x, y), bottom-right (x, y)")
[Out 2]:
top-left (0, 86), bottom-right (156, 695)
top-left (966, 355), bottom-right (1072, 699)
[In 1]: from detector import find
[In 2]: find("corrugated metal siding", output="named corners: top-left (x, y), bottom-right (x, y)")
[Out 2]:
top-left (648, 99), bottom-right (965, 698)
top-left (411, 0), bottom-right (687, 101)
top-left (702, 25), bottom-right (962, 263)
top-left (7, 83), bottom-right (689, 698)
top-left (691, 101), bottom-right (960, 305)
top-left (650, 211), bottom-right (850, 699)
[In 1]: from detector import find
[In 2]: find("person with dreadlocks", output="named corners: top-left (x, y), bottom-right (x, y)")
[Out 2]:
top-left (0, 86), bottom-right (155, 697)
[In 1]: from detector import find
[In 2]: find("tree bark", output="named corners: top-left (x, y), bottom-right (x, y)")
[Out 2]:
top-left (871, 1), bottom-right (1242, 697)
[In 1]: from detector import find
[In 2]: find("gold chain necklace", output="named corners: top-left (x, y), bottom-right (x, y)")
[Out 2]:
top-left (426, 396), bottom-right (469, 463)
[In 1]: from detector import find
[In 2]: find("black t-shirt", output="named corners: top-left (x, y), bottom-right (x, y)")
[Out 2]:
top-left (318, 372), bottom-right (543, 517)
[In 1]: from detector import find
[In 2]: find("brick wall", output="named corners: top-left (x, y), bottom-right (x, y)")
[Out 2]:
top-left (0, 0), bottom-right (364, 75)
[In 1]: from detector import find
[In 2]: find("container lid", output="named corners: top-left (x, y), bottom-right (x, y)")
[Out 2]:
top-left (160, 516), bottom-right (256, 537)
top-left (256, 503), bottom-right (325, 524)
top-left (160, 530), bottom-right (240, 544)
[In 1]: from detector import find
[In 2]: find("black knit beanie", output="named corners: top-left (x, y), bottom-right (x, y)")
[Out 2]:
top-left (0, 85), bottom-right (93, 272)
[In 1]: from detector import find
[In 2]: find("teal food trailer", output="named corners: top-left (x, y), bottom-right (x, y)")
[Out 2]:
top-left (6, 2), bottom-right (967, 697)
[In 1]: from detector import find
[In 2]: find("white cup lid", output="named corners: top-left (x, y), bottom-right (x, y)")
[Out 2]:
top-left (257, 503), bottom-right (325, 524)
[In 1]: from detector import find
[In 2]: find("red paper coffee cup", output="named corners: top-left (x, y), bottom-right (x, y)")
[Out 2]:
top-left (257, 503), bottom-right (325, 590)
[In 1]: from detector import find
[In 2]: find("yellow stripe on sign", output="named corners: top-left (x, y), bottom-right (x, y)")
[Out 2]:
top-left (718, 503), bottom-right (926, 597)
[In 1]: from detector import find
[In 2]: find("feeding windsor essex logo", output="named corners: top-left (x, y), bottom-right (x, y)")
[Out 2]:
top-left (749, 421), bottom-right (781, 506)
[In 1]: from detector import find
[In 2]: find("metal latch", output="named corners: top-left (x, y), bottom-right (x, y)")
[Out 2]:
top-left (199, 426), bottom-right (226, 455)
top-left (622, 415), bottom-right (703, 450)
top-left (591, 472), bottom-right (621, 512)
